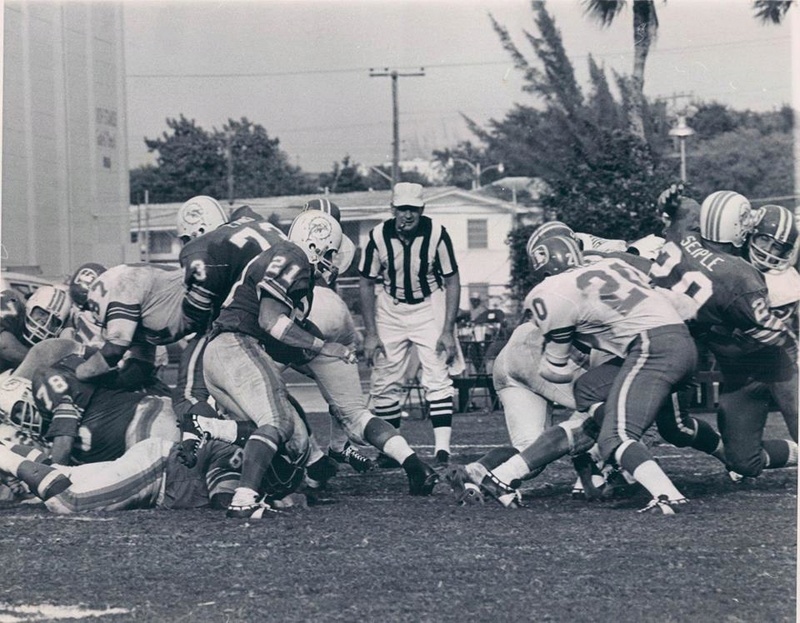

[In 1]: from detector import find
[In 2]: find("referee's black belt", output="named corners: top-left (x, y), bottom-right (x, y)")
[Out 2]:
top-left (388, 294), bottom-right (426, 305)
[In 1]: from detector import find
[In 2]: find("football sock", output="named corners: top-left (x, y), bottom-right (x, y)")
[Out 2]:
top-left (374, 402), bottom-right (402, 429)
top-left (519, 426), bottom-right (570, 472)
top-left (379, 434), bottom-right (414, 465)
top-left (237, 425), bottom-right (280, 493)
top-left (478, 446), bottom-right (519, 471)
top-left (762, 439), bottom-right (798, 468)
top-left (16, 461), bottom-right (72, 500)
top-left (432, 426), bottom-right (452, 454)
top-left (428, 397), bottom-right (453, 452)
top-left (491, 454), bottom-right (529, 485)
top-left (691, 418), bottom-right (725, 460)
top-left (616, 440), bottom-right (683, 501)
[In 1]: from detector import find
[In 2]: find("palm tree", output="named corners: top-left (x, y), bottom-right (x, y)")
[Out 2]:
top-left (752, 0), bottom-right (794, 24)
top-left (582, 0), bottom-right (794, 138)
top-left (582, 0), bottom-right (658, 140)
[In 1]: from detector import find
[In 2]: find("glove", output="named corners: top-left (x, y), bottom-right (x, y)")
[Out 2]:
top-left (657, 183), bottom-right (686, 219)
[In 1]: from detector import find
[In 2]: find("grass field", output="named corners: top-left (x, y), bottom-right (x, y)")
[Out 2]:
top-left (0, 408), bottom-right (796, 623)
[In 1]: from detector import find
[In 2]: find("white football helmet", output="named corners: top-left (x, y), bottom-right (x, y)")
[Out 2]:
top-left (0, 377), bottom-right (43, 440)
top-left (288, 211), bottom-right (343, 276)
top-left (176, 196), bottom-right (228, 242)
top-left (23, 285), bottom-right (72, 345)
top-left (700, 191), bottom-right (758, 248)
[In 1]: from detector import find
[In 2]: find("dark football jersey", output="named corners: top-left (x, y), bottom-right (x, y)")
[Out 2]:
top-left (649, 234), bottom-right (789, 352)
top-left (212, 241), bottom-right (315, 365)
top-left (0, 289), bottom-right (27, 372)
top-left (161, 440), bottom-right (240, 510)
top-left (32, 354), bottom-right (147, 464)
top-left (179, 209), bottom-right (287, 329)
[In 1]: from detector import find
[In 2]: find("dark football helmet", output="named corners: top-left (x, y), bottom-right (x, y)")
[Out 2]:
top-left (528, 235), bottom-right (584, 285)
top-left (69, 262), bottom-right (107, 310)
top-left (748, 204), bottom-right (798, 273)
top-left (526, 221), bottom-right (576, 258)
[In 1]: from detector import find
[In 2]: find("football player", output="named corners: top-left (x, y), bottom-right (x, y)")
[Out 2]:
top-left (0, 338), bottom-right (179, 466)
top-left (74, 263), bottom-right (189, 385)
top-left (649, 191), bottom-right (797, 478)
top-left (0, 289), bottom-right (30, 372)
top-left (174, 196), bottom-right (285, 431)
top-left (470, 236), bottom-right (698, 514)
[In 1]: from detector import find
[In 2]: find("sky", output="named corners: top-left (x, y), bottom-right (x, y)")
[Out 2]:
top-left (123, 0), bottom-right (796, 174)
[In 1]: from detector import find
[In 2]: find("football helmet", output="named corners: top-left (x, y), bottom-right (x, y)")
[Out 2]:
top-left (23, 285), bottom-right (72, 345)
top-left (68, 262), bottom-right (107, 310)
top-left (302, 198), bottom-right (342, 223)
top-left (0, 377), bottom-right (43, 440)
top-left (748, 204), bottom-right (798, 273)
top-left (288, 211), bottom-right (343, 276)
top-left (529, 235), bottom-right (584, 284)
top-left (176, 195), bottom-right (228, 242)
top-left (700, 190), bottom-right (757, 248)
top-left (526, 221), bottom-right (576, 258)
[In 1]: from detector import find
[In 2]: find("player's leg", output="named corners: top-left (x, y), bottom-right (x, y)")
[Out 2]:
top-left (597, 329), bottom-right (696, 513)
top-left (203, 333), bottom-right (296, 517)
top-left (125, 395), bottom-right (181, 448)
top-left (0, 442), bottom-right (71, 505)
top-left (654, 388), bottom-right (725, 462)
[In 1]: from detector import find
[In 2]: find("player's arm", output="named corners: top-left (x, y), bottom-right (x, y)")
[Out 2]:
top-left (259, 298), bottom-right (350, 360)
top-left (539, 327), bottom-right (581, 384)
top-left (0, 331), bottom-right (29, 367)
top-left (181, 256), bottom-right (216, 332)
top-left (49, 434), bottom-right (75, 465)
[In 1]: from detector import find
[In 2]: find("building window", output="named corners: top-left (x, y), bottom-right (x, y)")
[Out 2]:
top-left (467, 219), bottom-right (488, 249)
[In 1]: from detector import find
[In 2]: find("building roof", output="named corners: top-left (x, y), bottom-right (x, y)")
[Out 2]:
top-left (131, 186), bottom-right (540, 232)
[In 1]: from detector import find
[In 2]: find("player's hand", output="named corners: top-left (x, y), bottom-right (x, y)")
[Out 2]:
top-left (435, 332), bottom-right (456, 365)
top-left (657, 183), bottom-right (685, 219)
top-left (176, 436), bottom-right (200, 468)
top-left (319, 342), bottom-right (358, 364)
top-left (362, 334), bottom-right (386, 366)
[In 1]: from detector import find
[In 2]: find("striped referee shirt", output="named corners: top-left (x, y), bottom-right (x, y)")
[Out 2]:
top-left (358, 216), bottom-right (458, 304)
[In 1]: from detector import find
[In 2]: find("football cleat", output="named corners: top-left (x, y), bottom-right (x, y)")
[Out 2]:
top-left (479, 471), bottom-right (524, 509)
top-left (637, 494), bottom-right (688, 516)
top-left (408, 461), bottom-right (438, 496)
top-left (435, 449), bottom-right (451, 466)
top-left (226, 490), bottom-right (279, 519)
top-left (226, 499), bottom-right (280, 519)
top-left (445, 465), bottom-right (485, 506)
top-left (328, 443), bottom-right (375, 473)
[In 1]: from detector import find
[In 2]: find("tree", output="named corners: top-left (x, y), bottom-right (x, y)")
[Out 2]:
top-left (135, 115), bottom-right (313, 204)
top-left (318, 156), bottom-right (370, 193)
top-left (142, 115), bottom-right (226, 202)
top-left (213, 117), bottom-right (311, 200)
top-left (582, 0), bottom-right (658, 139)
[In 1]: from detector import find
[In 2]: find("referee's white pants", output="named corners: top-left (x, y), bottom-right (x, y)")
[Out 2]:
top-left (370, 289), bottom-right (454, 407)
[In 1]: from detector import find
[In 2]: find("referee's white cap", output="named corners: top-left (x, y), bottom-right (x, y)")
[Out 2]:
top-left (392, 183), bottom-right (425, 208)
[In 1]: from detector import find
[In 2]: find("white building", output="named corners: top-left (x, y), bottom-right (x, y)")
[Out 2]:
top-left (1, 1), bottom-right (131, 282)
top-left (131, 187), bottom-right (542, 309)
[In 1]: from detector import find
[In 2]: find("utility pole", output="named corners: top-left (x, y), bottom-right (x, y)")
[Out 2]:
top-left (369, 67), bottom-right (425, 187)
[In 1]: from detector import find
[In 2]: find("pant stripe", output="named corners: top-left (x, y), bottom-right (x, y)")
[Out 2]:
top-left (616, 333), bottom-right (650, 444)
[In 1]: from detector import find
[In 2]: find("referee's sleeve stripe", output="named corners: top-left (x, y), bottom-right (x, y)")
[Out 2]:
top-left (358, 233), bottom-right (379, 279)
top-left (437, 228), bottom-right (459, 276)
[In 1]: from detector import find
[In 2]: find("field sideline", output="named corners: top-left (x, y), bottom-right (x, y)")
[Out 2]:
top-left (0, 409), bottom-right (796, 622)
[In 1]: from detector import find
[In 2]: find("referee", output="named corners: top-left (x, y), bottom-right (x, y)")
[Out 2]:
top-left (359, 182), bottom-right (462, 465)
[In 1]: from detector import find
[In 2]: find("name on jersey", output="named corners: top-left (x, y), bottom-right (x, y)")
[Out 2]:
top-left (680, 236), bottom-right (724, 272)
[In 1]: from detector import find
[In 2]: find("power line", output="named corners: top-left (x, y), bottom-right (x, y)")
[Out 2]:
top-left (126, 36), bottom-right (790, 79)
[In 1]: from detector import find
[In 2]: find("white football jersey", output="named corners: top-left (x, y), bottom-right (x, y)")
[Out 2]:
top-left (525, 258), bottom-right (685, 358)
top-left (86, 264), bottom-right (187, 347)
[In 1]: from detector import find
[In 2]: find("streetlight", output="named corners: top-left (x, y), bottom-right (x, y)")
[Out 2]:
top-left (669, 114), bottom-right (695, 183)
top-left (447, 157), bottom-right (504, 190)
